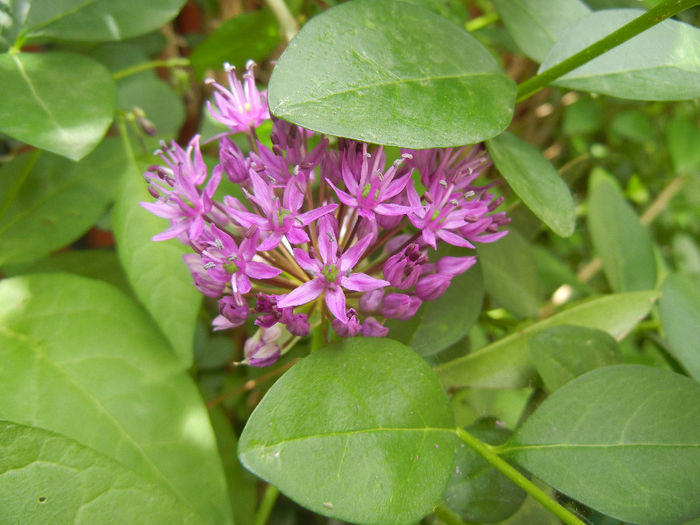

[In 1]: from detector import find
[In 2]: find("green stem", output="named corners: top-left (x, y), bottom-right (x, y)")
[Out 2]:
top-left (113, 57), bottom-right (190, 80)
top-left (516, 0), bottom-right (700, 102)
top-left (465, 11), bottom-right (499, 33)
top-left (455, 427), bottom-right (586, 525)
top-left (265, 0), bottom-right (299, 42)
top-left (433, 502), bottom-right (475, 525)
top-left (253, 484), bottom-right (279, 525)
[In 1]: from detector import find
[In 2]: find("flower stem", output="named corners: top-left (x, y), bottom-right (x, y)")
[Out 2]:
top-left (516, 0), bottom-right (700, 102)
top-left (253, 484), bottom-right (279, 525)
top-left (113, 57), bottom-right (190, 80)
top-left (455, 427), bottom-right (586, 525)
top-left (465, 11), bottom-right (499, 33)
top-left (264, 0), bottom-right (299, 43)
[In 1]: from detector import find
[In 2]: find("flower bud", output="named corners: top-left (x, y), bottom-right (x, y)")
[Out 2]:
top-left (220, 137), bottom-right (250, 183)
top-left (383, 243), bottom-right (427, 289)
top-left (359, 288), bottom-right (384, 313)
top-left (212, 294), bottom-right (249, 330)
top-left (183, 254), bottom-right (225, 298)
top-left (380, 293), bottom-right (422, 320)
top-left (331, 308), bottom-right (361, 337)
top-left (244, 326), bottom-right (282, 367)
top-left (285, 313), bottom-right (310, 337)
top-left (362, 317), bottom-right (389, 337)
top-left (415, 273), bottom-right (451, 301)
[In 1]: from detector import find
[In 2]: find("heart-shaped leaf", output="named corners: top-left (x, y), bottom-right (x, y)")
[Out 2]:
top-left (268, 0), bottom-right (515, 148)
top-left (239, 338), bottom-right (457, 525)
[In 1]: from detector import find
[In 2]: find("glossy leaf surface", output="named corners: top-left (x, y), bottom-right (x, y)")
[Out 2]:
top-left (588, 168), bottom-right (656, 292)
top-left (0, 140), bottom-right (123, 266)
top-left (389, 260), bottom-right (484, 356)
top-left (658, 273), bottom-right (700, 380)
top-left (507, 365), bottom-right (700, 524)
top-left (239, 338), bottom-right (457, 525)
top-left (112, 153), bottom-right (201, 368)
top-left (492, 0), bottom-right (590, 62)
top-left (486, 132), bottom-right (575, 238)
top-left (478, 229), bottom-right (540, 318)
top-left (540, 9), bottom-right (700, 101)
top-left (529, 324), bottom-right (622, 391)
top-left (0, 274), bottom-right (231, 524)
top-left (0, 52), bottom-right (116, 160)
top-left (434, 291), bottom-right (658, 389)
top-left (18, 0), bottom-right (187, 42)
top-left (268, 0), bottom-right (515, 147)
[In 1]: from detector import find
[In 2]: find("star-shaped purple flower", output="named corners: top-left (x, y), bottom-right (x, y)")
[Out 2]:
top-left (277, 216), bottom-right (389, 322)
top-left (226, 170), bottom-right (337, 251)
top-left (201, 225), bottom-right (281, 294)
top-left (326, 143), bottom-right (415, 220)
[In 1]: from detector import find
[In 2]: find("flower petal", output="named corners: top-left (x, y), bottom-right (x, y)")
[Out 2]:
top-left (339, 234), bottom-right (373, 273)
top-left (436, 229), bottom-right (475, 248)
top-left (277, 278), bottom-right (325, 308)
top-left (341, 272), bottom-right (390, 292)
top-left (246, 261), bottom-right (282, 279)
top-left (325, 286), bottom-right (347, 322)
top-left (293, 248), bottom-right (321, 273)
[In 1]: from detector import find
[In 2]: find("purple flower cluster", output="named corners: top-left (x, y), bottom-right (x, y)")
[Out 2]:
top-left (142, 62), bottom-right (509, 366)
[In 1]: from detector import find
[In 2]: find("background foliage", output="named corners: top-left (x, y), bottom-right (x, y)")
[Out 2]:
top-left (0, 0), bottom-right (699, 524)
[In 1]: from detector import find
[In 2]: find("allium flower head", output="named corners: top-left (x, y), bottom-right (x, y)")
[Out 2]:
top-left (141, 63), bottom-right (510, 366)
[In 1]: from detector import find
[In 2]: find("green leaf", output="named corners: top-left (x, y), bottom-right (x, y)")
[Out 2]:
top-left (190, 10), bottom-right (280, 80)
top-left (112, 151), bottom-right (202, 368)
top-left (477, 229), bottom-right (540, 318)
top-left (18, 0), bottom-right (187, 42)
top-left (2, 249), bottom-right (131, 294)
top-left (486, 133), bottom-right (575, 237)
top-left (609, 109), bottom-right (654, 143)
top-left (268, 0), bottom-right (515, 148)
top-left (388, 259), bottom-right (484, 356)
top-left (540, 9), bottom-right (700, 101)
top-left (0, 52), bottom-right (116, 160)
top-left (0, 422), bottom-right (194, 523)
top-left (238, 338), bottom-right (457, 525)
top-left (210, 408), bottom-right (257, 525)
top-left (658, 273), bottom-right (700, 380)
top-left (492, 0), bottom-right (590, 62)
top-left (0, 140), bottom-right (123, 266)
top-left (588, 168), bottom-right (656, 292)
top-left (666, 115), bottom-right (700, 175)
top-left (506, 365), bottom-right (700, 525)
top-left (529, 324), bottom-right (623, 391)
top-left (444, 420), bottom-right (526, 523)
top-left (0, 274), bottom-right (232, 524)
top-left (434, 291), bottom-right (659, 389)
